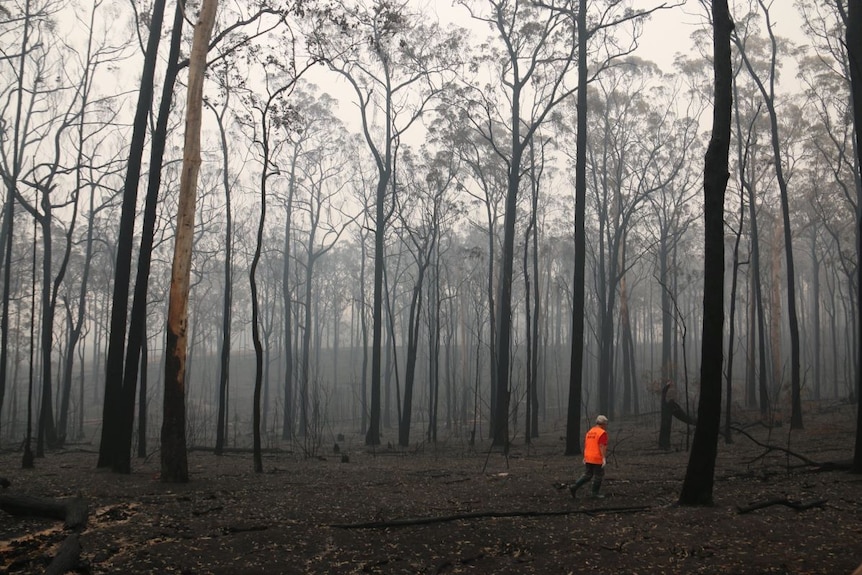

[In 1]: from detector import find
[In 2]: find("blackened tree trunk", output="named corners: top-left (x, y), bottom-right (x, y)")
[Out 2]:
top-left (250, 142), bottom-right (270, 472)
top-left (367, 168), bottom-right (389, 447)
top-left (0, 190), bottom-right (12, 436)
top-left (523, 187), bottom-right (535, 443)
top-left (679, 0), bottom-right (732, 506)
top-left (725, 184), bottom-right (745, 444)
top-left (659, 382), bottom-right (676, 450)
top-left (115, 0), bottom-right (185, 474)
top-left (659, 235), bottom-right (673, 383)
top-left (398, 197), bottom-right (439, 447)
top-left (162, 0), bottom-right (218, 483)
top-left (810, 231), bottom-right (822, 401)
top-left (747, 155), bottom-right (769, 418)
top-left (1, 0), bottom-right (36, 436)
top-left (843, 0), bottom-right (862, 473)
top-left (657, 244), bottom-right (673, 449)
top-left (524, 139), bottom-right (543, 441)
top-left (206, 86), bottom-right (234, 454)
top-left (622, 297), bottom-right (638, 416)
top-left (429, 246), bottom-right (443, 444)
top-left (545, 0), bottom-right (665, 457)
top-left (280, 145), bottom-right (299, 441)
top-left (732, 72), bottom-right (769, 415)
top-left (98, 0), bottom-right (169, 469)
top-left (359, 228), bottom-right (369, 434)
top-left (530, 164), bottom-right (541, 439)
top-left (566, 0), bottom-right (588, 457)
top-left (726, 71), bottom-right (757, 437)
top-left (247, 77), bottom-right (305, 469)
top-left (383, 269), bottom-right (396, 431)
top-left (138, 325), bottom-right (147, 458)
top-left (34, 182), bottom-right (58, 458)
top-left (399, 276), bottom-right (425, 448)
top-left (23, 219), bottom-right (37, 469)
top-left (619, 238), bottom-right (636, 416)
top-left (595, 233), bottom-right (615, 418)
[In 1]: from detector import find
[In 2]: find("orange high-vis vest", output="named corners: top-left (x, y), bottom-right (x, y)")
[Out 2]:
top-left (583, 425), bottom-right (608, 464)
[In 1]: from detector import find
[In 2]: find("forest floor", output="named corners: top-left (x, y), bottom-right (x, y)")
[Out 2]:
top-left (1, 403), bottom-right (861, 575)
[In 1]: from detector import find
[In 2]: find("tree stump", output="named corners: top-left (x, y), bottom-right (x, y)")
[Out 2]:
top-left (45, 533), bottom-right (82, 575)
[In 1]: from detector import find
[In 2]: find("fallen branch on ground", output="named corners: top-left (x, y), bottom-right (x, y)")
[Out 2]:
top-left (737, 497), bottom-right (827, 514)
top-left (730, 426), bottom-right (820, 467)
top-left (221, 524), bottom-right (269, 534)
top-left (331, 506), bottom-right (651, 529)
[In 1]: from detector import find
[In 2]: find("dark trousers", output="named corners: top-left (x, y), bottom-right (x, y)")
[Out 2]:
top-left (573, 463), bottom-right (604, 494)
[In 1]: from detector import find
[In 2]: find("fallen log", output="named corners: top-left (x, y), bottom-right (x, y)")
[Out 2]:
top-left (737, 497), bottom-right (827, 514)
top-left (0, 494), bottom-right (88, 529)
top-left (331, 505), bottom-right (651, 529)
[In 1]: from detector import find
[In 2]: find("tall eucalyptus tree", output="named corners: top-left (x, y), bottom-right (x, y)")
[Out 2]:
top-left (162, 0), bottom-right (218, 483)
top-left (392, 146), bottom-right (460, 447)
top-left (798, 0), bottom-right (860, 406)
top-left (240, 59), bottom-right (301, 472)
top-left (12, 4), bottom-right (130, 453)
top-left (278, 99), bottom-right (304, 443)
top-left (586, 59), bottom-right (694, 419)
top-left (97, 0), bottom-right (170, 470)
top-left (458, 0), bottom-right (578, 449)
top-left (55, 0), bottom-right (129, 448)
top-left (109, 0), bottom-right (186, 474)
top-left (523, 136), bottom-right (551, 440)
top-left (99, 0), bottom-right (299, 472)
top-left (437, 104), bottom-right (507, 440)
top-left (205, 68), bottom-right (236, 456)
top-left (535, 0), bottom-right (671, 453)
top-left (636, 73), bottom-right (702, 446)
top-left (293, 107), bottom-right (355, 444)
top-left (17, 96), bottom-right (87, 454)
top-left (0, 0), bottom-right (60, 447)
top-left (309, 1), bottom-right (462, 445)
top-left (679, 0), bottom-right (733, 506)
top-left (732, 0), bottom-right (804, 429)
top-left (275, 87), bottom-right (342, 441)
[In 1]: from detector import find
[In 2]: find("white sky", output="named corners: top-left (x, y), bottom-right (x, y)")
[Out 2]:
top-left (640, 0), bottom-right (808, 76)
top-left (299, 0), bottom-right (812, 148)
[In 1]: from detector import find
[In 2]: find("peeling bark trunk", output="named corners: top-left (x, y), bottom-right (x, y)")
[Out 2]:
top-left (162, 0), bottom-right (218, 483)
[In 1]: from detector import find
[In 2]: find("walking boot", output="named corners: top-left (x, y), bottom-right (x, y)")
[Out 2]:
top-left (590, 478), bottom-right (604, 499)
top-left (569, 478), bottom-right (587, 499)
